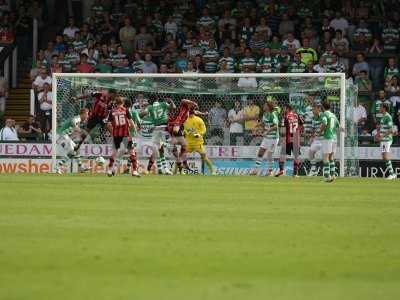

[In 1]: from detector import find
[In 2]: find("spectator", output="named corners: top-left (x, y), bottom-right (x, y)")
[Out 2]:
top-left (385, 76), bottom-right (400, 97)
top-left (381, 20), bottom-right (399, 53)
top-left (142, 53), bottom-right (158, 73)
top-left (208, 100), bottom-right (226, 144)
top-left (175, 50), bottom-right (189, 72)
top-left (329, 11), bottom-right (349, 34)
top-left (216, 61), bottom-right (232, 89)
top-left (76, 54), bottom-right (95, 73)
top-left (237, 66), bottom-right (257, 88)
top-left (355, 70), bottom-right (372, 102)
top-left (313, 57), bottom-right (327, 73)
top-left (352, 53), bottom-right (369, 79)
top-left (63, 17), bottom-right (79, 42)
top-left (288, 53), bottom-right (306, 73)
top-left (240, 17), bottom-right (255, 44)
top-left (331, 29), bottom-right (349, 57)
top-left (249, 32), bottom-right (265, 55)
top-left (243, 98), bottom-right (260, 145)
top-left (218, 47), bottom-right (235, 73)
top-left (384, 57), bottom-right (400, 86)
top-left (279, 13), bottom-right (295, 37)
top-left (54, 34), bottom-right (66, 53)
top-left (0, 118), bottom-right (18, 141)
top-left (256, 16), bottom-right (272, 41)
top-left (119, 17), bottom-right (136, 55)
top-left (371, 90), bottom-right (392, 126)
top-left (257, 47), bottom-right (279, 73)
top-left (327, 54), bottom-right (346, 73)
top-left (32, 67), bottom-right (51, 92)
top-left (50, 54), bottom-right (62, 74)
top-left (134, 25), bottom-right (155, 53)
top-left (164, 16), bottom-right (178, 40)
top-left (203, 40), bottom-right (219, 73)
top-left (238, 48), bottom-right (256, 71)
top-left (282, 32), bottom-right (301, 54)
top-left (353, 103), bottom-right (367, 135)
top-left (0, 75), bottom-right (8, 114)
top-left (18, 115), bottom-right (42, 141)
top-left (132, 52), bottom-right (144, 73)
top-left (296, 37), bottom-right (318, 65)
top-left (95, 55), bottom-right (112, 73)
top-left (228, 100), bottom-right (244, 145)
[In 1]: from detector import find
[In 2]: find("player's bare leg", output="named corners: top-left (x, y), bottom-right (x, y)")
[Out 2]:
top-left (292, 130), bottom-right (301, 178)
top-left (322, 152), bottom-right (332, 182)
top-left (308, 148), bottom-right (318, 176)
top-left (199, 152), bottom-right (216, 175)
top-left (266, 151), bottom-right (274, 176)
top-left (276, 141), bottom-right (286, 177)
top-left (251, 147), bottom-right (266, 175)
top-left (130, 148), bottom-right (140, 177)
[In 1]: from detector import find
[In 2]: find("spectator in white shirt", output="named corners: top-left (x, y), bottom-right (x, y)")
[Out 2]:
top-left (164, 16), bottom-right (178, 39)
top-left (228, 100), bottom-right (244, 145)
top-left (282, 32), bottom-right (301, 54)
top-left (329, 11), bottom-right (349, 35)
top-left (237, 67), bottom-right (258, 88)
top-left (353, 103), bottom-right (367, 134)
top-left (63, 17), bottom-right (79, 41)
top-left (142, 53), bottom-right (158, 73)
top-left (32, 67), bottom-right (51, 92)
top-left (0, 118), bottom-right (18, 141)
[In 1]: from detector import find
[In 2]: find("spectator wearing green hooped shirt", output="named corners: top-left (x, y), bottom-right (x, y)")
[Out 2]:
top-left (288, 53), bottom-right (306, 73)
top-left (377, 103), bottom-right (396, 180)
top-left (203, 40), bottom-right (219, 73)
top-left (382, 20), bottom-right (399, 52)
top-left (257, 47), bottom-right (280, 73)
top-left (384, 57), bottom-right (400, 86)
top-left (238, 48), bottom-right (257, 72)
top-left (218, 47), bottom-right (235, 73)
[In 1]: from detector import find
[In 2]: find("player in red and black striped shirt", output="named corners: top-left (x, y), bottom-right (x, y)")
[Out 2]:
top-left (276, 104), bottom-right (302, 177)
top-left (106, 96), bottom-right (140, 177)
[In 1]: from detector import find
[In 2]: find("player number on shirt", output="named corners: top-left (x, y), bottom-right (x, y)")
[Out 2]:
top-left (114, 114), bottom-right (126, 126)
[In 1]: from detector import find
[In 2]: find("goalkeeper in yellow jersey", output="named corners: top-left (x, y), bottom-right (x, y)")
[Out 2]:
top-left (183, 108), bottom-right (216, 175)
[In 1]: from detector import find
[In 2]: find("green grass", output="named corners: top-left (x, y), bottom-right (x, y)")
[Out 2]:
top-left (0, 174), bottom-right (399, 300)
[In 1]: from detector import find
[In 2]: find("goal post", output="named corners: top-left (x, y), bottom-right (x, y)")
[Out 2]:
top-left (51, 72), bottom-right (356, 176)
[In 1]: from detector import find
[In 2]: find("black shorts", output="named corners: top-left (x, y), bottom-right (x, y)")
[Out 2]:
top-left (113, 136), bottom-right (125, 149)
top-left (87, 116), bottom-right (104, 130)
top-left (286, 142), bottom-right (293, 156)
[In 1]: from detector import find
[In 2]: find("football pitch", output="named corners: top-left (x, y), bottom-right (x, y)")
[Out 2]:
top-left (0, 174), bottom-right (399, 300)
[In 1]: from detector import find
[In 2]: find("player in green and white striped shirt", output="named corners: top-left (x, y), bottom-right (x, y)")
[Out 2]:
top-left (377, 104), bottom-right (396, 180)
top-left (320, 101), bottom-right (340, 182)
top-left (308, 104), bottom-right (323, 176)
top-left (56, 108), bottom-right (90, 174)
top-left (251, 101), bottom-right (279, 176)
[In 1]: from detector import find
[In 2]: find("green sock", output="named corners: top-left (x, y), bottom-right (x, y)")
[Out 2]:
top-left (323, 162), bottom-right (330, 179)
top-left (329, 160), bottom-right (335, 177)
top-left (156, 158), bottom-right (162, 172)
top-left (386, 160), bottom-right (394, 176)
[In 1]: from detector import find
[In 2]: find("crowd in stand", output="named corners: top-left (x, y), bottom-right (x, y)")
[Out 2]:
top-left (4, 0), bottom-right (400, 144)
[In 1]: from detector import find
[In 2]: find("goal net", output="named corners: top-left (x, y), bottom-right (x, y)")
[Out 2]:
top-left (51, 73), bottom-right (358, 177)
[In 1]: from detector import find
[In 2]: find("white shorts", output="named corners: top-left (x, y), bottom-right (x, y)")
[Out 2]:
top-left (380, 141), bottom-right (392, 153)
top-left (260, 137), bottom-right (279, 152)
top-left (152, 126), bottom-right (171, 148)
top-left (321, 139), bottom-right (336, 154)
top-left (310, 139), bottom-right (322, 153)
top-left (57, 134), bottom-right (76, 157)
